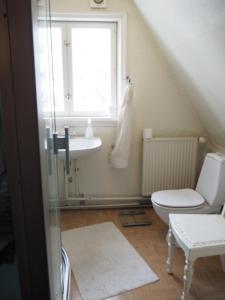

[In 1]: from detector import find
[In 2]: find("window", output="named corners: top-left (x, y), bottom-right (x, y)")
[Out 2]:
top-left (39, 15), bottom-right (125, 120)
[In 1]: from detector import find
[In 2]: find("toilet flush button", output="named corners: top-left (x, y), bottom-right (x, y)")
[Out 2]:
top-left (199, 136), bottom-right (206, 143)
top-left (90, 0), bottom-right (107, 8)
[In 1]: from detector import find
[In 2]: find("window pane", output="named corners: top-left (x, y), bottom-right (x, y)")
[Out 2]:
top-left (71, 26), bottom-right (112, 114)
top-left (51, 27), bottom-right (64, 112)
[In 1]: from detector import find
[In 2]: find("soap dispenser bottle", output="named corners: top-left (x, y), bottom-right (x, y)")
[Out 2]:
top-left (85, 118), bottom-right (94, 138)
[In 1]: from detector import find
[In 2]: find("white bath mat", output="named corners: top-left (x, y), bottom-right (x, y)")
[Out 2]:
top-left (62, 222), bottom-right (158, 300)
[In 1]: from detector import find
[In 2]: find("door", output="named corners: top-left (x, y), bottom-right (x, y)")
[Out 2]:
top-left (0, 11), bottom-right (21, 296)
top-left (31, 1), bottom-right (63, 299)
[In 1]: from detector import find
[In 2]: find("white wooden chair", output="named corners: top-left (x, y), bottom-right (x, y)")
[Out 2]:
top-left (167, 205), bottom-right (225, 300)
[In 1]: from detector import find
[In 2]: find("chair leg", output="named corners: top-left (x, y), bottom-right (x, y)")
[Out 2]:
top-left (220, 255), bottom-right (225, 272)
top-left (181, 257), bottom-right (194, 300)
top-left (167, 227), bottom-right (175, 274)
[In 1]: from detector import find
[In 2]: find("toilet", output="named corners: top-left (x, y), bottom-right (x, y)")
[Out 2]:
top-left (152, 153), bottom-right (225, 225)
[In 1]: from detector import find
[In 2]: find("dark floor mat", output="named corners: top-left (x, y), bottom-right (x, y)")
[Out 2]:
top-left (119, 210), bottom-right (152, 227)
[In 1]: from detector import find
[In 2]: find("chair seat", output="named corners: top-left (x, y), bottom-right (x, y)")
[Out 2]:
top-left (168, 206), bottom-right (225, 299)
top-left (170, 214), bottom-right (225, 248)
top-left (152, 189), bottom-right (205, 208)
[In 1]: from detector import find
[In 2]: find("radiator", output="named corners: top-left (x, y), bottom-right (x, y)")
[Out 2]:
top-left (142, 137), bottom-right (198, 196)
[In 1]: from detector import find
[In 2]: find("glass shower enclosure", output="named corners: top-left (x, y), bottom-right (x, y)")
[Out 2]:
top-left (31, 0), bottom-right (70, 299)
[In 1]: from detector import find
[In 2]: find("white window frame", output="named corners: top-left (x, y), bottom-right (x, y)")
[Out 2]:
top-left (50, 13), bottom-right (127, 127)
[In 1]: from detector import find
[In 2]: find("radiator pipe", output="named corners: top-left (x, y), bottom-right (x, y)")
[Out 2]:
top-left (64, 166), bottom-right (144, 204)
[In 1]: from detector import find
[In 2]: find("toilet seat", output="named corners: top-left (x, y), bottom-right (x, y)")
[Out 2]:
top-left (152, 188), bottom-right (205, 208)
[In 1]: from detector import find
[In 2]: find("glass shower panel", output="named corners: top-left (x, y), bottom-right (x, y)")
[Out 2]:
top-left (38, 26), bottom-right (65, 113)
top-left (31, 1), bottom-right (62, 299)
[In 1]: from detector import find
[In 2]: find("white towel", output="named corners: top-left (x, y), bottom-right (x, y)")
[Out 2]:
top-left (110, 84), bottom-right (133, 168)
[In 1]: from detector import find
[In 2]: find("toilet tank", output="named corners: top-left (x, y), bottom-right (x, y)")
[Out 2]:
top-left (196, 153), bottom-right (225, 207)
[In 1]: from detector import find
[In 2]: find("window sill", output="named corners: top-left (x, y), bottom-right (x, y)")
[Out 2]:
top-left (54, 117), bottom-right (118, 128)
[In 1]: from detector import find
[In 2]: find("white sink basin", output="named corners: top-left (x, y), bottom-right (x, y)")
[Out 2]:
top-left (58, 136), bottom-right (102, 160)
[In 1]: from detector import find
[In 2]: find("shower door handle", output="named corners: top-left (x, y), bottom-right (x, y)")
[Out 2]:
top-left (64, 127), bottom-right (70, 176)
top-left (46, 127), bottom-right (52, 175)
top-left (53, 127), bottom-right (70, 175)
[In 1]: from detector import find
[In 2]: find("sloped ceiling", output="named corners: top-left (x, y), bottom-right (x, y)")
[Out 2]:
top-left (133, 0), bottom-right (225, 148)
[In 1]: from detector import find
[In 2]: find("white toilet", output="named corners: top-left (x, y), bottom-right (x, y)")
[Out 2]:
top-left (152, 153), bottom-right (225, 225)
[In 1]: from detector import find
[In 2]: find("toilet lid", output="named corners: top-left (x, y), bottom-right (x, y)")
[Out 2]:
top-left (152, 188), bottom-right (205, 208)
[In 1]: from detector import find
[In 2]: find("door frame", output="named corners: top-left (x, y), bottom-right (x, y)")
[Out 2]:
top-left (0, 0), bottom-right (51, 299)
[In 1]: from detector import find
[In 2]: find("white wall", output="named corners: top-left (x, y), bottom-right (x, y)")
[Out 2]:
top-left (134, 0), bottom-right (225, 150)
top-left (51, 0), bottom-right (204, 200)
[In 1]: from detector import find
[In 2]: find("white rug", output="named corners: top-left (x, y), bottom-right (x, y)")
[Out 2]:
top-left (62, 222), bottom-right (159, 300)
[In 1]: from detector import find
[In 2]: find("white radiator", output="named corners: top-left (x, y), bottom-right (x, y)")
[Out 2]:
top-left (142, 137), bottom-right (198, 196)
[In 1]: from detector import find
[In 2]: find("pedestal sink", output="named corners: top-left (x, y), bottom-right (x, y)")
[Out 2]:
top-left (58, 136), bottom-right (102, 160)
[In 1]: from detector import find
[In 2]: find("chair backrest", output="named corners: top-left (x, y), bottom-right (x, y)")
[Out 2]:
top-left (222, 204), bottom-right (225, 217)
